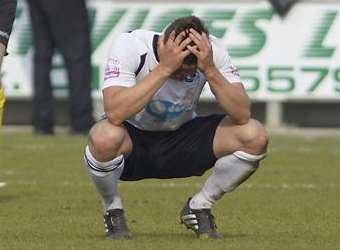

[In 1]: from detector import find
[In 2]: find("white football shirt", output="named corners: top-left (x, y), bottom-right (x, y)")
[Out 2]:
top-left (103, 29), bottom-right (242, 131)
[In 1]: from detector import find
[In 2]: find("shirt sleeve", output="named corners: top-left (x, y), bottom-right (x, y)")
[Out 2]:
top-left (211, 36), bottom-right (242, 84)
top-left (102, 33), bottom-right (140, 90)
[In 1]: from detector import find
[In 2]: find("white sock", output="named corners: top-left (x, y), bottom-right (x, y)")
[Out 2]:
top-left (84, 145), bottom-right (124, 211)
top-left (190, 151), bottom-right (266, 210)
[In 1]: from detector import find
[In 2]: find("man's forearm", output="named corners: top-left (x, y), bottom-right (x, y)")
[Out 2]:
top-left (205, 67), bottom-right (251, 125)
top-left (104, 65), bottom-right (171, 125)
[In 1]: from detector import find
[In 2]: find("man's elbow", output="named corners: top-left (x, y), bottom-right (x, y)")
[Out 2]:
top-left (234, 110), bottom-right (251, 125)
top-left (106, 111), bottom-right (125, 126)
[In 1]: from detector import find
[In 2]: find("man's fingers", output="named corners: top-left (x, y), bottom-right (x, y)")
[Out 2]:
top-left (179, 37), bottom-right (193, 51)
top-left (168, 30), bottom-right (176, 42)
top-left (174, 30), bottom-right (187, 45)
top-left (201, 32), bottom-right (211, 47)
top-left (189, 28), bottom-right (202, 41)
top-left (180, 48), bottom-right (192, 58)
top-left (189, 33), bottom-right (202, 47)
top-left (187, 45), bottom-right (200, 56)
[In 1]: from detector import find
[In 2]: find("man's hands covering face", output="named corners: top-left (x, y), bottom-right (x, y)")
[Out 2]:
top-left (158, 29), bottom-right (215, 76)
top-left (187, 28), bottom-right (215, 73)
top-left (158, 30), bottom-right (192, 75)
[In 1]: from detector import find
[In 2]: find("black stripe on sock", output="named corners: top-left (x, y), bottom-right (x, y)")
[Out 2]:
top-left (84, 153), bottom-right (120, 173)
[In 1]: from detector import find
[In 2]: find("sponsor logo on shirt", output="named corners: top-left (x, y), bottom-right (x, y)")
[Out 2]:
top-left (104, 58), bottom-right (120, 80)
top-left (229, 65), bottom-right (240, 77)
top-left (145, 100), bottom-right (188, 121)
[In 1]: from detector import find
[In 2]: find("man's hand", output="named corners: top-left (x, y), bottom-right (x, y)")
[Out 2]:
top-left (158, 31), bottom-right (192, 75)
top-left (187, 29), bottom-right (215, 74)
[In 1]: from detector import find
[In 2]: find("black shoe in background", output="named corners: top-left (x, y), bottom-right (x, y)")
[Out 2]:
top-left (33, 127), bottom-right (54, 135)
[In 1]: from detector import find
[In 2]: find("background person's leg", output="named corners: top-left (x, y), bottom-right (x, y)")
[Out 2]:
top-left (27, 0), bottom-right (55, 134)
top-left (44, 0), bottom-right (94, 133)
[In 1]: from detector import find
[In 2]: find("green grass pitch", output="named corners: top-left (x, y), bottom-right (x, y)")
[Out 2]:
top-left (0, 132), bottom-right (339, 250)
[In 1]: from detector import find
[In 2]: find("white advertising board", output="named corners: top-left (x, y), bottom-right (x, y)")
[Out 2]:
top-left (2, 1), bottom-right (340, 100)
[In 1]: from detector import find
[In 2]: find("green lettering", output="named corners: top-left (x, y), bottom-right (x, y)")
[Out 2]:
top-left (200, 10), bottom-right (235, 38)
top-left (267, 66), bottom-right (295, 93)
top-left (125, 9), bottom-right (150, 31)
top-left (91, 9), bottom-right (127, 52)
top-left (334, 68), bottom-right (340, 92)
top-left (304, 11), bottom-right (337, 58)
top-left (149, 9), bottom-right (193, 32)
top-left (91, 65), bottom-right (100, 90)
top-left (15, 7), bottom-right (33, 55)
top-left (88, 7), bottom-right (97, 32)
top-left (301, 67), bottom-right (329, 92)
top-left (238, 66), bottom-right (260, 92)
top-left (229, 9), bottom-right (273, 58)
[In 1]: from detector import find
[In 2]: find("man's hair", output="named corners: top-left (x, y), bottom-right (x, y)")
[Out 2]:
top-left (163, 16), bottom-right (209, 65)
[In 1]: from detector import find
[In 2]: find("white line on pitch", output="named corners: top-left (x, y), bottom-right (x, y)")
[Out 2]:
top-left (119, 182), bottom-right (337, 190)
top-left (10, 181), bottom-right (339, 190)
top-left (0, 182), bottom-right (7, 188)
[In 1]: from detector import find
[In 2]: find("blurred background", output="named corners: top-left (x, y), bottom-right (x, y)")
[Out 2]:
top-left (2, 0), bottom-right (340, 129)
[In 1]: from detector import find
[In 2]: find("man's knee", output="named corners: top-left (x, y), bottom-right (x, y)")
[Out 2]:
top-left (238, 119), bottom-right (269, 154)
top-left (88, 120), bottom-right (131, 160)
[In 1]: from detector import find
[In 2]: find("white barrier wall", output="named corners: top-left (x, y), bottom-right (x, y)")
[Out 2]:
top-left (3, 1), bottom-right (340, 104)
